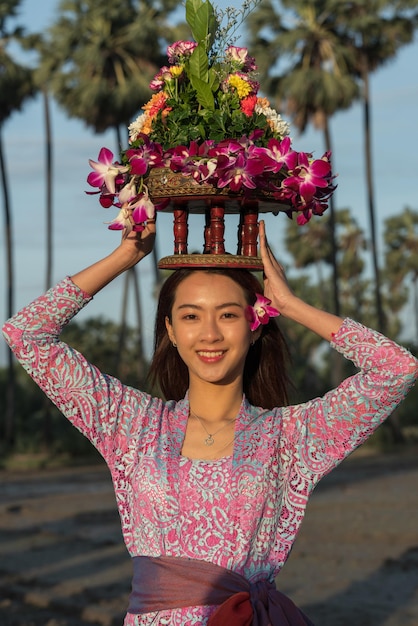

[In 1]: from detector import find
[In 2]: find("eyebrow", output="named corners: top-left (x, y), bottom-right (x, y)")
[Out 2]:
top-left (176, 302), bottom-right (243, 311)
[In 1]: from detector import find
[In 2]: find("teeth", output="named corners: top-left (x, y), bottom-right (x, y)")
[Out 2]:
top-left (198, 351), bottom-right (224, 358)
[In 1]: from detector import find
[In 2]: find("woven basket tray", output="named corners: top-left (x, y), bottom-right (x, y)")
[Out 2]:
top-left (146, 167), bottom-right (290, 214)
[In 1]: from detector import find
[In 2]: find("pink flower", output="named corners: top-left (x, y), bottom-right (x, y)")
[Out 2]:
top-left (225, 46), bottom-right (257, 71)
top-left (263, 137), bottom-right (298, 173)
top-left (245, 294), bottom-right (280, 331)
top-left (149, 66), bottom-right (172, 91)
top-left (125, 135), bottom-right (164, 175)
top-left (167, 40), bottom-right (197, 63)
top-left (216, 151), bottom-right (265, 191)
top-left (131, 192), bottom-right (156, 224)
top-left (285, 152), bottom-right (331, 203)
top-left (107, 207), bottom-right (132, 233)
top-left (87, 147), bottom-right (129, 194)
top-left (169, 141), bottom-right (216, 181)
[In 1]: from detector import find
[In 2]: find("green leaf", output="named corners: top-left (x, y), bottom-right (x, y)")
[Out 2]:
top-left (189, 44), bottom-right (209, 82)
top-left (189, 74), bottom-right (215, 109)
top-left (185, 0), bottom-right (201, 35)
top-left (185, 0), bottom-right (218, 48)
top-left (208, 67), bottom-right (219, 91)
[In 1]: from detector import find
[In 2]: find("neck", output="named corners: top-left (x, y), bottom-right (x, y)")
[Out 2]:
top-left (188, 380), bottom-right (243, 423)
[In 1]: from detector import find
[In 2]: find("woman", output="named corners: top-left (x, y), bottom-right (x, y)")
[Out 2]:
top-left (3, 220), bottom-right (417, 625)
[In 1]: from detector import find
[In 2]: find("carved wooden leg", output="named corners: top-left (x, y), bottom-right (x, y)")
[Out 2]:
top-left (204, 208), bottom-right (211, 254)
top-left (209, 204), bottom-right (225, 254)
top-left (241, 203), bottom-right (259, 257)
top-left (173, 206), bottom-right (188, 255)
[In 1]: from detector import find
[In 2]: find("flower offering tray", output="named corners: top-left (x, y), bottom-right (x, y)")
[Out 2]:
top-left (147, 168), bottom-right (291, 270)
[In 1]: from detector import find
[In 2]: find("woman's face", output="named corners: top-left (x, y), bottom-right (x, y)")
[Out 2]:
top-left (165, 272), bottom-right (255, 389)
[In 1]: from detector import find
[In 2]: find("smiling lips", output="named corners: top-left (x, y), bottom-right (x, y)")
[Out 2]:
top-left (197, 350), bottom-right (226, 362)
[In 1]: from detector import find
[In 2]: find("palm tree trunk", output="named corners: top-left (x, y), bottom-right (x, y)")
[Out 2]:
top-left (362, 69), bottom-right (385, 334)
top-left (116, 270), bottom-right (130, 377)
top-left (42, 88), bottom-right (54, 450)
top-left (0, 125), bottom-right (16, 445)
top-left (323, 120), bottom-right (345, 387)
top-left (323, 119), bottom-right (340, 317)
top-left (44, 88), bottom-right (53, 291)
top-left (131, 266), bottom-right (146, 383)
top-left (414, 274), bottom-right (418, 345)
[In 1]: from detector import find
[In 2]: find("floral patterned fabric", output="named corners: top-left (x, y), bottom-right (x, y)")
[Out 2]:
top-left (3, 276), bottom-right (417, 625)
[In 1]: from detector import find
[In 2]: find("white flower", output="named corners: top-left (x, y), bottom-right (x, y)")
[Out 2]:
top-left (128, 114), bottom-right (147, 142)
top-left (255, 103), bottom-right (291, 138)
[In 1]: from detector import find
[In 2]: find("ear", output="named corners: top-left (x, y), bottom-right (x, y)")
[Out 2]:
top-left (251, 328), bottom-right (262, 345)
top-left (165, 316), bottom-right (175, 344)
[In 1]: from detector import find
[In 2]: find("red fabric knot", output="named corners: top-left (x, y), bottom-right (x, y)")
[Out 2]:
top-left (208, 579), bottom-right (314, 626)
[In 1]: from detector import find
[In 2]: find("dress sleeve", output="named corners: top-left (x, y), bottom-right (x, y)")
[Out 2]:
top-left (283, 318), bottom-right (418, 485)
top-left (2, 276), bottom-right (155, 464)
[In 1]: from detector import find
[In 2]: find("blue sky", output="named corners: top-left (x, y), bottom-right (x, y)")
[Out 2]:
top-left (1, 0), bottom-right (418, 366)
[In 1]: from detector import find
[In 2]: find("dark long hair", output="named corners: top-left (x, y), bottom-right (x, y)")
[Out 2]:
top-left (147, 268), bottom-right (290, 409)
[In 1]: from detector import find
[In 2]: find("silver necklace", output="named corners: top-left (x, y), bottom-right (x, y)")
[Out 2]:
top-left (190, 410), bottom-right (236, 446)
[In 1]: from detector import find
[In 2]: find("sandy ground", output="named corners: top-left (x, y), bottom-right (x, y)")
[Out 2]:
top-left (1, 448), bottom-right (418, 626)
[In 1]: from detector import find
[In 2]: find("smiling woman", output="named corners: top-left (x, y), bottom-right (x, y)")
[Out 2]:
top-left (2, 0), bottom-right (418, 623)
top-left (2, 218), bottom-right (418, 625)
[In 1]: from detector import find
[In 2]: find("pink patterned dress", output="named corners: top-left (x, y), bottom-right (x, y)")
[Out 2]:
top-left (3, 277), bottom-right (417, 625)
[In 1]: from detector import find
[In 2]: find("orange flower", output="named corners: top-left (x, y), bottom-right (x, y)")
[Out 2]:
top-left (161, 107), bottom-right (173, 125)
top-left (256, 96), bottom-right (271, 110)
top-left (142, 92), bottom-right (169, 118)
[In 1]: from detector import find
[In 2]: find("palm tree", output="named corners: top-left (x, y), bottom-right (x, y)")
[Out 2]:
top-left (384, 207), bottom-right (418, 343)
top-left (284, 215), bottom-right (333, 305)
top-left (0, 0), bottom-right (35, 445)
top-left (329, 0), bottom-right (418, 334)
top-left (41, 0), bottom-right (184, 376)
top-left (247, 0), bottom-right (359, 319)
top-left (22, 32), bottom-right (56, 292)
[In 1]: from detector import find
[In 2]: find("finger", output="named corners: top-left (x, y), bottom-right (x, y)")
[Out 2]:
top-left (145, 218), bottom-right (156, 236)
top-left (259, 221), bottom-right (283, 272)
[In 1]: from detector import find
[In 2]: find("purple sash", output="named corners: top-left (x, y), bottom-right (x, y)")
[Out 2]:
top-left (127, 555), bottom-right (314, 625)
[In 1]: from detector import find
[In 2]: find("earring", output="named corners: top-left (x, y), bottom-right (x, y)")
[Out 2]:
top-left (172, 341), bottom-right (177, 348)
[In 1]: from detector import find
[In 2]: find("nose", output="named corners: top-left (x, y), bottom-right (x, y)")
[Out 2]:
top-left (200, 315), bottom-right (223, 342)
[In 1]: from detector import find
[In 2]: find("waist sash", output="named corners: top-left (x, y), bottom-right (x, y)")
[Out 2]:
top-left (128, 555), bottom-right (313, 625)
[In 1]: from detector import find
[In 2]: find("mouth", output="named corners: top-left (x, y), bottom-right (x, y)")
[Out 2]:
top-left (196, 350), bottom-right (226, 362)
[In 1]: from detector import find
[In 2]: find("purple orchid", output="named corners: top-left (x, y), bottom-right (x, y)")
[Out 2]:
top-left (284, 152), bottom-right (332, 204)
top-left (216, 151), bottom-right (265, 192)
top-left (131, 191), bottom-right (156, 225)
top-left (245, 294), bottom-right (280, 331)
top-left (107, 207), bottom-right (132, 233)
top-left (87, 147), bottom-right (128, 194)
top-left (260, 137), bottom-right (298, 173)
top-left (125, 135), bottom-right (164, 176)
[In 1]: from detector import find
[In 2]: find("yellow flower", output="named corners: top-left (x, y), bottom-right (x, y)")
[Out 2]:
top-left (170, 65), bottom-right (184, 78)
top-left (228, 74), bottom-right (252, 99)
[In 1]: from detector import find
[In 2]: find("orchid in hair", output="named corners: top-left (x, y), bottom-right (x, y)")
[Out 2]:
top-left (245, 294), bottom-right (280, 331)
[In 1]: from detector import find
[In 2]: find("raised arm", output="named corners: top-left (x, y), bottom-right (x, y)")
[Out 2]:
top-left (71, 219), bottom-right (156, 296)
top-left (259, 219), bottom-right (343, 340)
top-left (2, 221), bottom-right (157, 461)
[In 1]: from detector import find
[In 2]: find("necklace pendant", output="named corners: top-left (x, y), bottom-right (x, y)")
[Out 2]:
top-left (205, 434), bottom-right (215, 446)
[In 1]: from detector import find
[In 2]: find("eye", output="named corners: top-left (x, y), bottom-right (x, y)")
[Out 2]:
top-left (221, 312), bottom-right (238, 319)
top-left (182, 313), bottom-right (198, 320)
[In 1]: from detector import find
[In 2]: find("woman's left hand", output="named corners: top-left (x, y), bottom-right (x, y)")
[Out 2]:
top-left (259, 220), bottom-right (296, 314)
